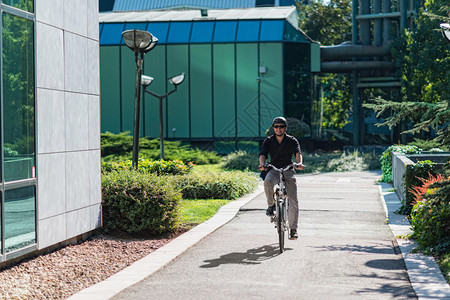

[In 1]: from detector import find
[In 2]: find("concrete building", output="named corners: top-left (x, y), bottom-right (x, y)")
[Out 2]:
top-left (1, 0), bottom-right (101, 264)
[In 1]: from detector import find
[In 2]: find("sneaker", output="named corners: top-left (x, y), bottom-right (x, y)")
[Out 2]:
top-left (289, 229), bottom-right (298, 240)
top-left (266, 205), bottom-right (276, 217)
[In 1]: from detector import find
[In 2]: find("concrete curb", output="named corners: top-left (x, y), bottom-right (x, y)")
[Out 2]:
top-left (69, 183), bottom-right (265, 300)
top-left (378, 182), bottom-right (450, 299)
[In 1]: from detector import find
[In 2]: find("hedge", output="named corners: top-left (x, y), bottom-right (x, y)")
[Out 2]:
top-left (102, 169), bottom-right (182, 234)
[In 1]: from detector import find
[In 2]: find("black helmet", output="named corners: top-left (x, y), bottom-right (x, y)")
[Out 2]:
top-left (272, 116), bottom-right (287, 126)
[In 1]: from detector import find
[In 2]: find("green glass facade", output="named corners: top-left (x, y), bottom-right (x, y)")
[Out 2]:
top-left (100, 17), bottom-right (319, 151)
top-left (1, 2), bottom-right (36, 256)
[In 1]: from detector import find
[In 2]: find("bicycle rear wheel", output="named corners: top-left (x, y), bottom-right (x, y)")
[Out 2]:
top-left (277, 202), bottom-right (285, 253)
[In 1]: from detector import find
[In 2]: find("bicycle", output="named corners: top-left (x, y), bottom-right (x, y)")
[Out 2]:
top-left (265, 163), bottom-right (301, 253)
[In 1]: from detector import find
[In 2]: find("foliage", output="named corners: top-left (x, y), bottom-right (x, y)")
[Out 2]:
top-left (363, 2), bottom-right (450, 145)
top-left (401, 160), bottom-right (437, 215)
top-left (3, 146), bottom-right (19, 157)
top-left (297, 0), bottom-right (352, 46)
top-left (2, 12), bottom-right (35, 157)
top-left (326, 150), bottom-right (380, 172)
top-left (101, 132), bottom-right (221, 165)
top-left (220, 150), bottom-right (379, 173)
top-left (101, 169), bottom-right (182, 234)
top-left (410, 173), bottom-right (444, 205)
top-left (265, 117), bottom-right (311, 138)
top-left (410, 171), bottom-right (450, 255)
top-left (297, 0), bottom-right (353, 129)
top-left (101, 158), bottom-right (193, 176)
top-left (408, 138), bottom-right (449, 152)
top-left (379, 145), bottom-right (422, 183)
top-left (380, 145), bottom-right (422, 181)
top-left (180, 199), bottom-right (232, 225)
top-left (319, 74), bottom-right (352, 129)
top-left (221, 150), bottom-right (260, 171)
top-left (170, 171), bottom-right (258, 200)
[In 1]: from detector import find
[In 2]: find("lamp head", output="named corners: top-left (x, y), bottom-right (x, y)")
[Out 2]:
top-left (168, 73), bottom-right (185, 86)
top-left (122, 29), bottom-right (153, 53)
top-left (143, 36), bottom-right (159, 53)
top-left (141, 75), bottom-right (154, 87)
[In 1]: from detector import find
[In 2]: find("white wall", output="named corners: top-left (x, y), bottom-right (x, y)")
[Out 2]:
top-left (35, 0), bottom-right (101, 249)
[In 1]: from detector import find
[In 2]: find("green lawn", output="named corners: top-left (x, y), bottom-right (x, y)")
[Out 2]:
top-left (180, 199), bottom-right (232, 225)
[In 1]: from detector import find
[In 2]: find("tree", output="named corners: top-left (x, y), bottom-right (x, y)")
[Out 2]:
top-left (297, 0), bottom-right (353, 130)
top-left (364, 1), bottom-right (450, 145)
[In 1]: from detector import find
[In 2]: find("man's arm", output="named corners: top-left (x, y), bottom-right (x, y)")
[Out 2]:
top-left (295, 152), bottom-right (305, 170)
top-left (259, 154), bottom-right (267, 170)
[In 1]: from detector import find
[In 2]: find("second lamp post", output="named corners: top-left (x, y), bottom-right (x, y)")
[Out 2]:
top-left (142, 73), bottom-right (185, 160)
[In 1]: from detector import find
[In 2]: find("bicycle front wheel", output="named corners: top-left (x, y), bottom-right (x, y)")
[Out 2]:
top-left (277, 202), bottom-right (285, 253)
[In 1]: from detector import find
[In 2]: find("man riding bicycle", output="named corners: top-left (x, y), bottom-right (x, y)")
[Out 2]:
top-left (259, 117), bottom-right (304, 240)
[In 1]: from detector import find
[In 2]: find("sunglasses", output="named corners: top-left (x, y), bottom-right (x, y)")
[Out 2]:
top-left (273, 125), bottom-right (286, 129)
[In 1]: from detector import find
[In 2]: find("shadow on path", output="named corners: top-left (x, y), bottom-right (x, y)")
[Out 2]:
top-left (200, 244), bottom-right (289, 268)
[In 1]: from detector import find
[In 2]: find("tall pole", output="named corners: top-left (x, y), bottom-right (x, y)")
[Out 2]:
top-left (159, 97), bottom-right (164, 160)
top-left (132, 54), bottom-right (143, 168)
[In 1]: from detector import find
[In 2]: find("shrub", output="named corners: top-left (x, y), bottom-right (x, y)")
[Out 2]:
top-left (400, 160), bottom-right (437, 215)
top-left (379, 145), bottom-right (422, 182)
top-left (170, 171), bottom-right (258, 200)
top-left (101, 132), bottom-right (221, 165)
top-left (408, 138), bottom-right (448, 152)
top-left (102, 158), bottom-right (193, 175)
top-left (411, 173), bottom-right (450, 255)
top-left (265, 117), bottom-right (310, 138)
top-left (221, 150), bottom-right (259, 171)
top-left (326, 150), bottom-right (380, 172)
top-left (102, 169), bottom-right (182, 234)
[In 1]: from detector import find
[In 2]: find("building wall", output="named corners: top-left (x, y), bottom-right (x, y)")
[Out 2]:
top-left (35, 0), bottom-right (101, 250)
top-left (100, 42), bottom-right (284, 141)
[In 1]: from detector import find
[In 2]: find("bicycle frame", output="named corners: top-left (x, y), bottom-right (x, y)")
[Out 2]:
top-left (266, 163), bottom-right (295, 253)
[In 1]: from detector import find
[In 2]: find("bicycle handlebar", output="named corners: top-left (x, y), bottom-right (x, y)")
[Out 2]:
top-left (264, 162), bottom-right (305, 172)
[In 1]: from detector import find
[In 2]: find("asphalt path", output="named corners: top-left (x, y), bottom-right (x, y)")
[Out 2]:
top-left (113, 171), bottom-right (416, 299)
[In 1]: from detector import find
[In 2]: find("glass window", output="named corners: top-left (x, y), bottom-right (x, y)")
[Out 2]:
top-left (2, 13), bottom-right (35, 182)
top-left (284, 43), bottom-right (310, 72)
top-left (5, 186), bottom-right (36, 252)
top-left (166, 22), bottom-right (192, 44)
top-left (259, 20), bottom-right (284, 41)
top-left (283, 23), bottom-right (310, 43)
top-left (147, 22), bottom-right (170, 44)
top-left (284, 72), bottom-right (311, 103)
top-left (236, 20), bottom-right (260, 42)
top-left (100, 23), bottom-right (125, 45)
top-left (190, 21), bottom-right (214, 43)
top-left (124, 22), bottom-right (147, 31)
top-left (213, 21), bottom-right (237, 42)
top-left (3, 0), bottom-right (33, 13)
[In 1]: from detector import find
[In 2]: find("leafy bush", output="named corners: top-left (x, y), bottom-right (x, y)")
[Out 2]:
top-left (265, 117), bottom-right (310, 138)
top-left (102, 169), bottom-right (182, 234)
top-left (221, 150), bottom-right (259, 171)
top-left (326, 151), bottom-right (380, 172)
top-left (379, 145), bottom-right (422, 183)
top-left (102, 158), bottom-right (193, 175)
top-left (101, 132), bottom-right (221, 165)
top-left (400, 160), bottom-right (437, 215)
top-left (408, 138), bottom-right (448, 152)
top-left (170, 171), bottom-right (258, 200)
top-left (411, 172), bottom-right (450, 255)
top-left (298, 151), bottom-right (379, 173)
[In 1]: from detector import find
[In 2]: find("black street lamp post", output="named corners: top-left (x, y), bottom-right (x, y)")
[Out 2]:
top-left (121, 29), bottom-right (158, 168)
top-left (141, 73), bottom-right (185, 160)
top-left (441, 10), bottom-right (450, 44)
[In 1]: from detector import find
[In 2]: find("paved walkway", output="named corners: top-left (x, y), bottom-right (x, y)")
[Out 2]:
top-left (70, 171), bottom-right (450, 299)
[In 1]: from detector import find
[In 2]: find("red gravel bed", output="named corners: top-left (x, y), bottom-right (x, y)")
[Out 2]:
top-left (0, 231), bottom-right (186, 299)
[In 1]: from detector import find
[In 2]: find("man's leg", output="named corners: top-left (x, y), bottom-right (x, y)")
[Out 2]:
top-left (285, 170), bottom-right (298, 230)
top-left (264, 170), bottom-right (279, 216)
